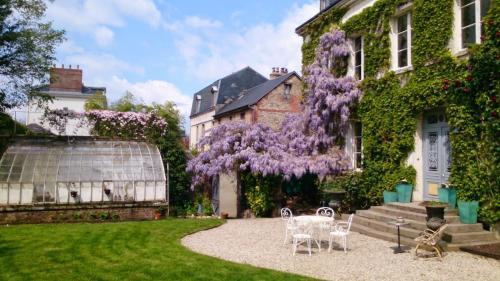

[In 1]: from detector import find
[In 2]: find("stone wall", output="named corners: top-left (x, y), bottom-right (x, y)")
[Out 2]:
top-left (254, 75), bottom-right (302, 130)
top-left (0, 202), bottom-right (168, 224)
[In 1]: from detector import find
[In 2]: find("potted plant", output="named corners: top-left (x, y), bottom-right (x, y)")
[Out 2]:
top-left (383, 189), bottom-right (398, 204)
top-left (438, 183), bottom-right (457, 209)
top-left (70, 191), bottom-right (78, 198)
top-left (104, 188), bottom-right (111, 196)
top-left (395, 179), bottom-right (413, 203)
top-left (458, 200), bottom-right (479, 224)
top-left (419, 201), bottom-right (448, 230)
top-left (220, 212), bottom-right (228, 220)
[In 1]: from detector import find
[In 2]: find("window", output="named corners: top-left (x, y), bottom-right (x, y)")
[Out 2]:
top-left (240, 112), bottom-right (245, 120)
top-left (461, 0), bottom-right (492, 48)
top-left (353, 37), bottom-right (363, 79)
top-left (201, 124), bottom-right (205, 138)
top-left (229, 116), bottom-right (233, 121)
top-left (397, 12), bottom-right (412, 68)
top-left (320, 0), bottom-right (337, 11)
top-left (284, 83), bottom-right (292, 100)
top-left (354, 122), bottom-right (362, 169)
top-left (195, 95), bottom-right (202, 113)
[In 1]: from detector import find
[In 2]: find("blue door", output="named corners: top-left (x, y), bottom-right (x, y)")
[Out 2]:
top-left (423, 112), bottom-right (451, 201)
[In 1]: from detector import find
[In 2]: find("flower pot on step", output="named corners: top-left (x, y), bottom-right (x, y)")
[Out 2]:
top-left (438, 187), bottom-right (457, 209)
top-left (383, 191), bottom-right (398, 204)
top-left (458, 200), bottom-right (479, 224)
top-left (395, 182), bottom-right (413, 203)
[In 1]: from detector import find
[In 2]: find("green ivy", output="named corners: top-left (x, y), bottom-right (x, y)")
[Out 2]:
top-left (300, 0), bottom-right (499, 224)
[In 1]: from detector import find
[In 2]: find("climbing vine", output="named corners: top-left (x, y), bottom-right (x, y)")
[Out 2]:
top-left (300, 0), bottom-right (499, 224)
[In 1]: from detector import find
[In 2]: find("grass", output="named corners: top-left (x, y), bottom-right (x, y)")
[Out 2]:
top-left (0, 219), bottom-right (313, 281)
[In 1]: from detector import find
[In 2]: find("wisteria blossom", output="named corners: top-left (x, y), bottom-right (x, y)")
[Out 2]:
top-left (187, 28), bottom-right (361, 188)
top-left (42, 109), bottom-right (167, 139)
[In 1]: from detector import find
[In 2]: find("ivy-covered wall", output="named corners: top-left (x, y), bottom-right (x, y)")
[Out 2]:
top-left (300, 0), bottom-right (499, 225)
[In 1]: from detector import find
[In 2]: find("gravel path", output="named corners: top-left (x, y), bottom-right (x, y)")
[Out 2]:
top-left (182, 218), bottom-right (500, 281)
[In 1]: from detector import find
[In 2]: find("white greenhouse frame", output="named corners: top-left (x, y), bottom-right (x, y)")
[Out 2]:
top-left (0, 138), bottom-right (168, 206)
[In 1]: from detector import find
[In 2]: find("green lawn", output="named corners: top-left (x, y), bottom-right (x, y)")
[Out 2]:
top-left (0, 219), bottom-right (313, 281)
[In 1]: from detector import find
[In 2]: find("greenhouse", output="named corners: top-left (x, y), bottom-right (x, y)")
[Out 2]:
top-left (0, 138), bottom-right (167, 205)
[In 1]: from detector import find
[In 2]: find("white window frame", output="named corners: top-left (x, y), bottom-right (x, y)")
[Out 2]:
top-left (353, 36), bottom-right (364, 80)
top-left (396, 12), bottom-right (412, 69)
top-left (353, 121), bottom-right (363, 170)
top-left (459, 0), bottom-right (491, 49)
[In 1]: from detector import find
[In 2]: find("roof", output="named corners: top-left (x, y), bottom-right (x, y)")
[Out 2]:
top-left (0, 138), bottom-right (166, 184)
top-left (214, 72), bottom-right (300, 117)
top-left (190, 66), bottom-right (268, 117)
top-left (39, 85), bottom-right (107, 97)
top-left (295, 0), bottom-right (342, 35)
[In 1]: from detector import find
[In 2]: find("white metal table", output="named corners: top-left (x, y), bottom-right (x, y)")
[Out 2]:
top-left (293, 215), bottom-right (334, 251)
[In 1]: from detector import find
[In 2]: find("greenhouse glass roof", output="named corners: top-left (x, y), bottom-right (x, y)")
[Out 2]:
top-left (0, 139), bottom-right (165, 183)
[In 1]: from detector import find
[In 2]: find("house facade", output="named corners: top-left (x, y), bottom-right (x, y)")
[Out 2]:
top-left (189, 66), bottom-right (303, 148)
top-left (13, 65), bottom-right (106, 136)
top-left (297, 0), bottom-right (495, 203)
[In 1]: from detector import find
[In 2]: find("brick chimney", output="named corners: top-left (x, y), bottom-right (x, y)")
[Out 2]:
top-left (49, 64), bottom-right (83, 92)
top-left (269, 67), bottom-right (288, 79)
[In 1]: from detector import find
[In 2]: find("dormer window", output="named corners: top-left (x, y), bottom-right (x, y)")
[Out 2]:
top-left (320, 0), bottom-right (337, 11)
top-left (195, 95), bottom-right (202, 113)
top-left (211, 85), bottom-right (218, 106)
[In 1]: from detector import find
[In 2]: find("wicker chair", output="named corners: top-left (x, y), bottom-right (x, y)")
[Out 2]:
top-left (414, 224), bottom-right (448, 259)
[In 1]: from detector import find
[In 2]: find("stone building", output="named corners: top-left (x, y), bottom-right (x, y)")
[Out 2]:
top-left (189, 66), bottom-right (302, 148)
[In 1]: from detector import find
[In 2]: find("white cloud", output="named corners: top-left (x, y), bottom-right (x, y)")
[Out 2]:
top-left (169, 2), bottom-right (318, 81)
top-left (184, 16), bottom-right (222, 29)
top-left (109, 77), bottom-right (191, 116)
top-left (94, 26), bottom-right (114, 47)
top-left (46, 0), bottom-right (163, 46)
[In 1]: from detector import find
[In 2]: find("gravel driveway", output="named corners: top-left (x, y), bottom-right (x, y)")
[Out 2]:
top-left (182, 218), bottom-right (500, 281)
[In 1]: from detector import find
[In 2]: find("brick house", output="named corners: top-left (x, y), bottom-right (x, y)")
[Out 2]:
top-left (189, 66), bottom-right (302, 148)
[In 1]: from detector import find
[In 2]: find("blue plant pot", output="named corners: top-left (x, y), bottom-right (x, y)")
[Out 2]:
top-left (383, 191), bottom-right (398, 204)
top-left (438, 187), bottom-right (457, 209)
top-left (458, 201), bottom-right (479, 224)
top-left (396, 182), bottom-right (413, 203)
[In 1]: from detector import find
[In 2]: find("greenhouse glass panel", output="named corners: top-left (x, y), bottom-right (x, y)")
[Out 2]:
top-left (0, 138), bottom-right (166, 205)
top-left (92, 182), bottom-right (103, 202)
top-left (135, 181), bottom-right (145, 201)
top-left (0, 183), bottom-right (8, 204)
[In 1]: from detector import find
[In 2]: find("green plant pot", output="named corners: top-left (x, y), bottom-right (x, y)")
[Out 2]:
top-left (438, 187), bottom-right (457, 209)
top-left (383, 191), bottom-right (398, 204)
top-left (395, 183), bottom-right (413, 203)
top-left (458, 200), bottom-right (479, 224)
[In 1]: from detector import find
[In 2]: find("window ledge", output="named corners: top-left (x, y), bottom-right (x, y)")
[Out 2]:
top-left (394, 65), bottom-right (413, 74)
top-left (452, 49), bottom-right (469, 58)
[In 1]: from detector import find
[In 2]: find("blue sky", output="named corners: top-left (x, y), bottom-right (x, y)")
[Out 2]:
top-left (45, 0), bottom-right (317, 120)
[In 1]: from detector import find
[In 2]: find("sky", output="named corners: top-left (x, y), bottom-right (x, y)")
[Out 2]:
top-left (45, 0), bottom-right (318, 124)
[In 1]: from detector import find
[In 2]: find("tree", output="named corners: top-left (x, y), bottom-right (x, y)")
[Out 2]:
top-left (84, 90), bottom-right (108, 111)
top-left (0, 0), bottom-right (65, 111)
top-left (110, 91), bottom-right (140, 112)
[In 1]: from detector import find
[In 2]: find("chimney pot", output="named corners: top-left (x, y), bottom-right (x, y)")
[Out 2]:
top-left (61, 64), bottom-right (64, 68)
top-left (69, 64), bottom-right (72, 69)
top-left (77, 64), bottom-right (79, 69)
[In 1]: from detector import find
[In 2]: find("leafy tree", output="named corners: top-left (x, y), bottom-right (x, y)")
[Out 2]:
top-left (0, 0), bottom-right (65, 111)
top-left (84, 90), bottom-right (108, 111)
top-left (110, 91), bottom-right (139, 112)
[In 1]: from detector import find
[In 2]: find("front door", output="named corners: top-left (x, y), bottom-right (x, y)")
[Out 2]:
top-left (423, 112), bottom-right (451, 201)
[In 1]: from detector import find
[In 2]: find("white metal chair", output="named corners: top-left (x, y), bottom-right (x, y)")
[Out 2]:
top-left (328, 214), bottom-right (354, 253)
top-left (281, 207), bottom-right (296, 244)
top-left (291, 219), bottom-right (314, 256)
top-left (315, 207), bottom-right (335, 247)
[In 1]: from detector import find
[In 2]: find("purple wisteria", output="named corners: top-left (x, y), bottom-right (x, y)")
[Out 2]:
top-left (187, 28), bottom-right (361, 188)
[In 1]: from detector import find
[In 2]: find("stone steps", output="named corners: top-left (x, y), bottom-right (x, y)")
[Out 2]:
top-left (371, 205), bottom-right (460, 223)
top-left (351, 203), bottom-right (498, 252)
top-left (384, 202), bottom-right (458, 215)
